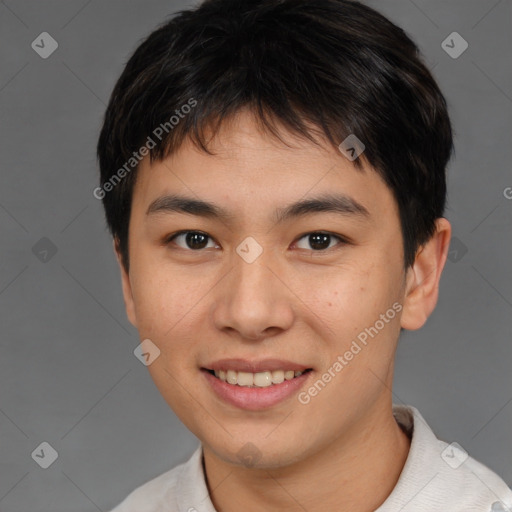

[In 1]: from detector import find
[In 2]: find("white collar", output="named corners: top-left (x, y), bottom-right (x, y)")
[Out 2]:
top-left (171, 404), bottom-right (512, 512)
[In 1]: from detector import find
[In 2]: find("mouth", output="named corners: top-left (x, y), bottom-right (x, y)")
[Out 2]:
top-left (202, 368), bottom-right (313, 388)
top-left (200, 358), bottom-right (314, 410)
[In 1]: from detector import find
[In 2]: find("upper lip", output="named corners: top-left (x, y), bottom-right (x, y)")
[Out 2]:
top-left (204, 359), bottom-right (312, 373)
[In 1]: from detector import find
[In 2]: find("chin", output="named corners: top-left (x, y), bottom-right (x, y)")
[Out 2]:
top-left (206, 433), bottom-right (313, 470)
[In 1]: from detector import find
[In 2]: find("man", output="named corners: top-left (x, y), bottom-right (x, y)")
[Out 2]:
top-left (96, 0), bottom-right (512, 510)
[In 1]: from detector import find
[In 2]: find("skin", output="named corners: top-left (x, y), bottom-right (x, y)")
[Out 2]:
top-left (115, 109), bottom-right (451, 511)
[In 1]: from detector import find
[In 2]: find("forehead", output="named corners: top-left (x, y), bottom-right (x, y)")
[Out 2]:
top-left (132, 110), bottom-right (396, 223)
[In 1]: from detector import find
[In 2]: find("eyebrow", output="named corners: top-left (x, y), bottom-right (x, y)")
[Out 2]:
top-left (146, 192), bottom-right (370, 224)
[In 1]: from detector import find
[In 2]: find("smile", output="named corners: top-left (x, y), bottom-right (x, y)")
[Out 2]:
top-left (207, 369), bottom-right (312, 388)
top-left (202, 366), bottom-right (313, 410)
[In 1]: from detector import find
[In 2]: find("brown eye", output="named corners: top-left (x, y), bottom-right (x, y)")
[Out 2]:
top-left (295, 232), bottom-right (344, 251)
top-left (166, 231), bottom-right (217, 250)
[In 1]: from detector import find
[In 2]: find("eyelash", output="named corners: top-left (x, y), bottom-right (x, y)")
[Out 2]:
top-left (163, 230), bottom-right (348, 253)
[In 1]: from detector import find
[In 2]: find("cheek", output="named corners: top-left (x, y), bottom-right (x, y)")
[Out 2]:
top-left (129, 264), bottom-right (190, 339)
top-left (129, 263), bottom-right (216, 371)
top-left (310, 258), bottom-right (402, 350)
top-left (308, 262), bottom-right (377, 323)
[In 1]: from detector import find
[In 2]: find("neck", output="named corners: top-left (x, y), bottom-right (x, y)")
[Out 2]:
top-left (202, 401), bottom-right (411, 512)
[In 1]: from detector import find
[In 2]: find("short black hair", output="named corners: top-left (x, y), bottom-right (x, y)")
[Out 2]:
top-left (97, 0), bottom-right (454, 273)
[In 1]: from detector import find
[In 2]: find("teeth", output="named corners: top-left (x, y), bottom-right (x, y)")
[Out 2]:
top-left (271, 370), bottom-right (284, 384)
top-left (237, 371), bottom-right (254, 386)
top-left (213, 369), bottom-right (308, 387)
top-left (253, 371), bottom-right (272, 387)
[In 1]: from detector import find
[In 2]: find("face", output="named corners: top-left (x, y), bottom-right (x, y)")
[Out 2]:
top-left (117, 110), bottom-right (415, 469)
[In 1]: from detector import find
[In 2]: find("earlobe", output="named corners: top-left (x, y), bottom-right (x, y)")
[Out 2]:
top-left (400, 218), bottom-right (452, 331)
top-left (113, 238), bottom-right (138, 328)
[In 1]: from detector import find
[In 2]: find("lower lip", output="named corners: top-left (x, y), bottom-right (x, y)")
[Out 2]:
top-left (202, 369), bottom-right (312, 411)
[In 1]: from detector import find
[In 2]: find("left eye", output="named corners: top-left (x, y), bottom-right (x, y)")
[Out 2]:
top-left (294, 232), bottom-right (344, 251)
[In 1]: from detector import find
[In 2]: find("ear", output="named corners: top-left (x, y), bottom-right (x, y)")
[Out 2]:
top-left (113, 238), bottom-right (138, 328)
top-left (400, 218), bottom-right (451, 330)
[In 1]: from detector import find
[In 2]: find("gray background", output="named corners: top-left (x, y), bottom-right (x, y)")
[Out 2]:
top-left (0, 0), bottom-right (511, 510)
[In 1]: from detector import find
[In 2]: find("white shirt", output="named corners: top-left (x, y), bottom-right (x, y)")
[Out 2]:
top-left (109, 405), bottom-right (512, 511)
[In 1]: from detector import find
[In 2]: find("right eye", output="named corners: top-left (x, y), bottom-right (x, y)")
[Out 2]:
top-left (164, 230), bottom-right (219, 251)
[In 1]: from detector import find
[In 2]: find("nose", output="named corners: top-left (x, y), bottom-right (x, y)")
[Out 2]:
top-left (211, 249), bottom-right (294, 341)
